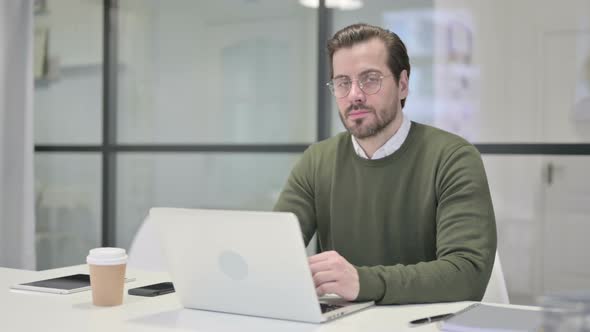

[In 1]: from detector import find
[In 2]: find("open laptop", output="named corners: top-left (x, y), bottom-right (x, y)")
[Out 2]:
top-left (150, 207), bottom-right (374, 323)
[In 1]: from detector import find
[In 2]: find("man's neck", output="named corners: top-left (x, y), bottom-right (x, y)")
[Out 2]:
top-left (356, 112), bottom-right (404, 159)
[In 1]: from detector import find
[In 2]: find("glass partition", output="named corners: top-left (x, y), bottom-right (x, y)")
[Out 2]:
top-left (116, 153), bottom-right (300, 250)
top-left (117, 0), bottom-right (318, 144)
top-left (35, 153), bottom-right (102, 270)
top-left (34, 0), bottom-right (103, 144)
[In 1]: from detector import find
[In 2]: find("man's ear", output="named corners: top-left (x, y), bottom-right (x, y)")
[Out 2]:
top-left (398, 69), bottom-right (409, 99)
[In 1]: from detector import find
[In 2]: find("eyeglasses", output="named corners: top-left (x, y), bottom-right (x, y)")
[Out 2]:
top-left (326, 72), bottom-right (392, 98)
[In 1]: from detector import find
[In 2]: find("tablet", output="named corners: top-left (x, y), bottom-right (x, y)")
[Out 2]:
top-left (10, 273), bottom-right (135, 294)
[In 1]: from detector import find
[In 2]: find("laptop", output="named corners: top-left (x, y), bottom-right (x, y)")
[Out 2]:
top-left (150, 207), bottom-right (374, 323)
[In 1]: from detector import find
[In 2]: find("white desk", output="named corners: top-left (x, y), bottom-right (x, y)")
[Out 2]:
top-left (0, 265), bottom-right (536, 331)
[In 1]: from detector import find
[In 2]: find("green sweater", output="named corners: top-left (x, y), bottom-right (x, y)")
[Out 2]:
top-left (274, 122), bottom-right (497, 305)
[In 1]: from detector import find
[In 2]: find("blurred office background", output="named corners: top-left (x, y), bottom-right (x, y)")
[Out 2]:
top-left (1, 0), bottom-right (587, 305)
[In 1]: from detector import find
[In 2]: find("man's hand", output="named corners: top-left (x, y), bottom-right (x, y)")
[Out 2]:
top-left (308, 250), bottom-right (359, 301)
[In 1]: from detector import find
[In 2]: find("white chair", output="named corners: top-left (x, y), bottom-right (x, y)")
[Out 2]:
top-left (306, 233), bottom-right (318, 256)
top-left (127, 215), bottom-right (168, 272)
top-left (481, 251), bottom-right (510, 304)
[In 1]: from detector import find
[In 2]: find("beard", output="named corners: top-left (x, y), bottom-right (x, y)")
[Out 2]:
top-left (339, 104), bottom-right (397, 139)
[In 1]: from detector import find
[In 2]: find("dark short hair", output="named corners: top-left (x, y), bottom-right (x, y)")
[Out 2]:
top-left (327, 23), bottom-right (410, 108)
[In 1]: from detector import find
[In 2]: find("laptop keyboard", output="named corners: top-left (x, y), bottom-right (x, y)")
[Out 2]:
top-left (320, 303), bottom-right (344, 313)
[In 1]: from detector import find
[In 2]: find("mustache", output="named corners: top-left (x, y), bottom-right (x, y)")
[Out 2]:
top-left (346, 104), bottom-right (374, 115)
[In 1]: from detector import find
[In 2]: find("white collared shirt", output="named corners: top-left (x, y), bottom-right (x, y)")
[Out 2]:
top-left (351, 112), bottom-right (412, 160)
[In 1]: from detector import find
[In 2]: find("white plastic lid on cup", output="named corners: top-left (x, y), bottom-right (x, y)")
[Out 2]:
top-left (86, 247), bottom-right (128, 265)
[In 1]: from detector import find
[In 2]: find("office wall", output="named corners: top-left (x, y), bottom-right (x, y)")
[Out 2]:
top-left (0, 0), bottom-right (35, 270)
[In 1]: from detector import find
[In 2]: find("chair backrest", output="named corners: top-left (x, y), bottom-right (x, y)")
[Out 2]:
top-left (306, 233), bottom-right (318, 256)
top-left (127, 215), bottom-right (168, 272)
top-left (481, 251), bottom-right (510, 304)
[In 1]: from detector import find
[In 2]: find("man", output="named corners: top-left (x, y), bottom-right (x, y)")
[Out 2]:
top-left (273, 23), bottom-right (497, 305)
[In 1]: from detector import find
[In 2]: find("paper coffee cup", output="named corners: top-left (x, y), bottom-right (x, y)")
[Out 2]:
top-left (87, 247), bottom-right (128, 306)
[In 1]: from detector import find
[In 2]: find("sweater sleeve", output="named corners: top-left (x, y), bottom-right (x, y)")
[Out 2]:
top-left (355, 145), bottom-right (497, 304)
top-left (273, 148), bottom-right (317, 246)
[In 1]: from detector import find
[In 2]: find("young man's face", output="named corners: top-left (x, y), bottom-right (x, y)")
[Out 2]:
top-left (332, 38), bottom-right (408, 139)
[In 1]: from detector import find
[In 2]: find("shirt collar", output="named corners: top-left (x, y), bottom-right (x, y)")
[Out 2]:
top-left (351, 112), bottom-right (411, 160)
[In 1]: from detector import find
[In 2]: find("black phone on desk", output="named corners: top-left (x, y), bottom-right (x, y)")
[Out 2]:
top-left (128, 282), bottom-right (175, 297)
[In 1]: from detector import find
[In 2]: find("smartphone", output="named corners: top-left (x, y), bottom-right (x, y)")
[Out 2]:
top-left (10, 274), bottom-right (136, 294)
top-left (128, 282), bottom-right (175, 297)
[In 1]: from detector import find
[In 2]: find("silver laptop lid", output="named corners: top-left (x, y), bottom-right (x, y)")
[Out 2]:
top-left (151, 207), bottom-right (325, 323)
